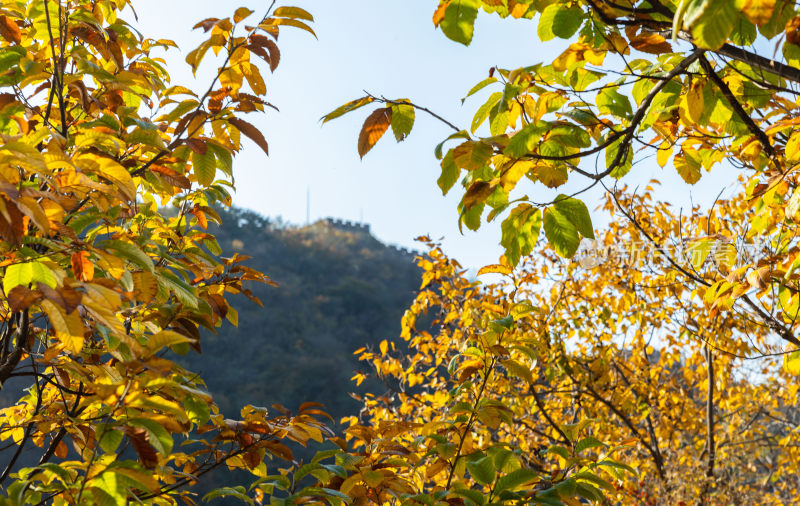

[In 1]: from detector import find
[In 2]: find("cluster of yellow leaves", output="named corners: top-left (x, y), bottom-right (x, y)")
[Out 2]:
top-left (0, 1), bottom-right (337, 505)
top-left (339, 202), bottom-right (800, 503)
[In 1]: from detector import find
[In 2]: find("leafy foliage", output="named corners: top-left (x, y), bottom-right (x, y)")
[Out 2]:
top-left (315, 0), bottom-right (800, 503)
top-left (0, 1), bottom-right (333, 504)
top-left (8, 0), bottom-right (800, 504)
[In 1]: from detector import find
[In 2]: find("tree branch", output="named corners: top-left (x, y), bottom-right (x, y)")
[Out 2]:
top-left (699, 54), bottom-right (775, 160)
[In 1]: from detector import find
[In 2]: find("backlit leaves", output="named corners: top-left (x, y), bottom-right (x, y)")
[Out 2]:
top-left (538, 4), bottom-right (583, 41)
top-left (0, 2), bottom-right (334, 505)
top-left (439, 0), bottom-right (480, 46)
top-left (390, 102), bottom-right (415, 141)
top-left (358, 107), bottom-right (392, 158)
top-left (543, 206), bottom-right (581, 258)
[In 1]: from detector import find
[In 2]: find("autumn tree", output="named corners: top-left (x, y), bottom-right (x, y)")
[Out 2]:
top-left (319, 0), bottom-right (800, 503)
top-left (0, 1), bottom-right (342, 504)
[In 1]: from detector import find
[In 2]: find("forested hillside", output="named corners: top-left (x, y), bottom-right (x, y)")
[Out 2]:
top-left (177, 207), bottom-right (422, 423)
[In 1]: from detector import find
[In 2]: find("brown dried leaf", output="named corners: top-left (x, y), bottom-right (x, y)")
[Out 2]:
top-left (462, 181), bottom-right (496, 210)
top-left (185, 137), bottom-right (208, 155)
top-left (125, 427), bottom-right (159, 469)
top-left (7, 285), bottom-right (42, 312)
top-left (228, 117), bottom-right (269, 156)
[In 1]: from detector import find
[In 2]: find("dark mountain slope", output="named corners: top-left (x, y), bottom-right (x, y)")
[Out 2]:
top-left (178, 207), bottom-right (421, 423)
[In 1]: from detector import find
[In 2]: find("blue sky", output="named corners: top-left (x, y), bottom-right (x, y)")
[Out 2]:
top-left (132, 1), bottom-right (739, 268)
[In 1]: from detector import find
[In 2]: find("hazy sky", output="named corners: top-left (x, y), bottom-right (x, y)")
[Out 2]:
top-left (131, 1), bottom-right (738, 268)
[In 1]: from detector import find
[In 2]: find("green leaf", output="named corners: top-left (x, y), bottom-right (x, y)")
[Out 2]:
top-left (553, 195), bottom-right (594, 239)
top-left (435, 130), bottom-right (471, 159)
top-left (463, 77), bottom-right (498, 101)
top-left (494, 468), bottom-right (538, 493)
top-left (203, 486), bottom-right (254, 505)
top-left (547, 125), bottom-right (591, 148)
top-left (546, 445), bottom-right (570, 460)
top-left (100, 240), bottom-right (154, 272)
top-left (184, 395), bottom-right (211, 425)
top-left (466, 456), bottom-right (495, 485)
top-left (596, 86), bottom-right (632, 119)
top-left (597, 458), bottom-right (637, 476)
top-left (454, 141), bottom-right (494, 171)
top-left (575, 482), bottom-right (603, 502)
top-left (30, 261), bottom-right (56, 289)
top-left (438, 150), bottom-right (460, 195)
top-left (145, 330), bottom-right (193, 357)
top-left (36, 463), bottom-right (72, 482)
top-left (452, 487), bottom-right (486, 505)
top-left (390, 102), bottom-right (415, 142)
top-left (575, 436), bottom-right (605, 453)
top-left (472, 91), bottom-right (503, 133)
top-left (606, 138), bottom-right (633, 178)
top-left (157, 270), bottom-right (198, 308)
top-left (500, 204), bottom-right (541, 266)
top-left (94, 474), bottom-right (126, 506)
top-left (543, 207), bottom-right (580, 258)
top-left (192, 150), bottom-right (216, 187)
top-left (207, 142), bottom-right (233, 176)
top-left (504, 123), bottom-right (545, 157)
top-left (538, 4), bottom-right (583, 41)
top-left (685, 0), bottom-right (740, 50)
top-left (493, 315), bottom-right (515, 330)
top-left (441, 0), bottom-right (480, 45)
top-left (575, 471), bottom-right (615, 492)
top-left (99, 426), bottom-right (124, 454)
top-left (321, 96), bottom-right (374, 123)
top-left (128, 418), bottom-right (173, 455)
top-left (460, 202), bottom-right (484, 232)
top-left (3, 262), bottom-right (33, 293)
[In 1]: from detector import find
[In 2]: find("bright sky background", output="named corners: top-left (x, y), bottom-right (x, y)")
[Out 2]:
top-left (131, 0), bottom-right (740, 269)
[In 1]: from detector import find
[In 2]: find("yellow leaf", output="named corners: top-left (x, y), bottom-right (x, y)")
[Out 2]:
top-left (234, 7), bottom-right (254, 23)
top-left (786, 131), bottom-right (800, 162)
top-left (241, 62), bottom-right (267, 95)
top-left (737, 0), bottom-right (775, 25)
top-left (76, 156), bottom-right (137, 202)
top-left (16, 197), bottom-right (50, 235)
top-left (682, 81), bottom-right (704, 123)
top-left (272, 6), bottom-right (314, 21)
top-left (656, 141), bottom-right (673, 168)
top-left (145, 330), bottom-right (194, 357)
top-left (477, 264), bottom-right (513, 276)
top-left (41, 299), bottom-right (84, 355)
top-left (132, 271), bottom-right (158, 302)
top-left (260, 18), bottom-right (316, 38)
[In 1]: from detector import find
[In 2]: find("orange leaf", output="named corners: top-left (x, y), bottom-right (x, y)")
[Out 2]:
top-left (432, 1), bottom-right (451, 26)
top-left (189, 206), bottom-right (208, 229)
top-left (71, 251), bottom-right (95, 282)
top-left (54, 440), bottom-right (68, 459)
top-left (357, 108), bottom-right (392, 159)
top-left (0, 16), bottom-right (20, 44)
